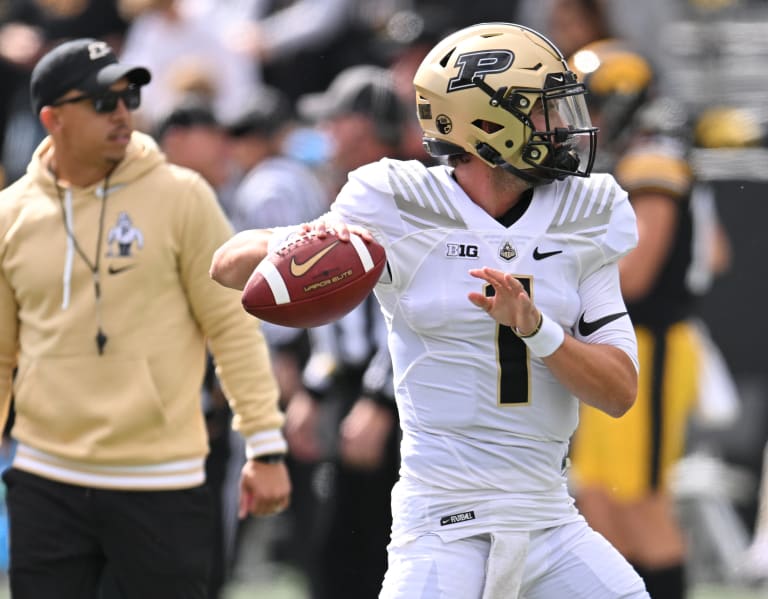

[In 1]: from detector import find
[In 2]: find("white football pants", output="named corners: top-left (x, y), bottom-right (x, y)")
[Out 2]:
top-left (379, 520), bottom-right (649, 599)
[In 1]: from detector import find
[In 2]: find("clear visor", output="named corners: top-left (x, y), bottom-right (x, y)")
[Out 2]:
top-left (527, 86), bottom-right (597, 177)
top-left (548, 92), bottom-right (594, 165)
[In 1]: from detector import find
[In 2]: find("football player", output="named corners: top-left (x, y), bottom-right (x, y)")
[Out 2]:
top-left (210, 22), bottom-right (648, 598)
top-left (567, 38), bottom-right (734, 599)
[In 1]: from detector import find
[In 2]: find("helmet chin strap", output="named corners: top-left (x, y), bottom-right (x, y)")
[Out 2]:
top-left (475, 142), bottom-right (553, 185)
top-left (551, 146), bottom-right (581, 177)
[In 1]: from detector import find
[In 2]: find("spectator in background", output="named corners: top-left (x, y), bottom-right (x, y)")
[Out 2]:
top-left (296, 64), bottom-right (407, 195)
top-left (228, 0), bottom-right (374, 102)
top-left (372, 5), bottom-right (455, 165)
top-left (225, 85), bottom-right (328, 234)
top-left (155, 95), bottom-right (237, 213)
top-left (118, 0), bottom-right (260, 132)
top-left (0, 38), bottom-right (290, 598)
top-left (224, 0), bottom-right (523, 105)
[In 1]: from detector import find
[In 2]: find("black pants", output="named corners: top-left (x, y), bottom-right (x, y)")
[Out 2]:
top-left (3, 468), bottom-right (214, 599)
top-left (312, 426), bottom-right (400, 599)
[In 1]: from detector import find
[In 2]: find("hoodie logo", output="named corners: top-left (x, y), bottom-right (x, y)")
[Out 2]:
top-left (106, 211), bottom-right (144, 257)
top-left (107, 264), bottom-right (135, 275)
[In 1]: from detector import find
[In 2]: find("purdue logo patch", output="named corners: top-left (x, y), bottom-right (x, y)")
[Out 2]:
top-left (499, 241), bottom-right (517, 261)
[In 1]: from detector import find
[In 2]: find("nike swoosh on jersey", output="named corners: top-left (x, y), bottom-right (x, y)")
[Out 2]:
top-left (107, 264), bottom-right (135, 275)
top-left (532, 247), bottom-right (563, 260)
top-left (289, 241), bottom-right (340, 277)
top-left (578, 311), bottom-right (628, 336)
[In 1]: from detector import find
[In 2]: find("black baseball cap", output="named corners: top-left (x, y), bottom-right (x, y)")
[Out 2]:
top-left (154, 96), bottom-right (219, 141)
top-left (297, 65), bottom-right (407, 146)
top-left (225, 86), bottom-right (295, 138)
top-left (30, 38), bottom-right (151, 114)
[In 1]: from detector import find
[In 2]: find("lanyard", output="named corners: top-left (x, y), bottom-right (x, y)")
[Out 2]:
top-left (55, 175), bottom-right (111, 355)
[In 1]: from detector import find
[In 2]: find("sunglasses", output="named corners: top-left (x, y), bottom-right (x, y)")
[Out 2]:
top-left (51, 85), bottom-right (142, 113)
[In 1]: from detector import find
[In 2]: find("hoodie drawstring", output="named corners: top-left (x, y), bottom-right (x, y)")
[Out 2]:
top-left (61, 187), bottom-right (75, 310)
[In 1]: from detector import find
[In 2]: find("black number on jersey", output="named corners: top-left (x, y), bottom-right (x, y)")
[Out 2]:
top-left (485, 276), bottom-right (531, 406)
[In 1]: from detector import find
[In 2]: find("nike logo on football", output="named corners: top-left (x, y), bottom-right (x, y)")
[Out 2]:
top-left (532, 247), bottom-right (563, 260)
top-left (578, 311), bottom-right (628, 336)
top-left (107, 264), bottom-right (135, 275)
top-left (289, 241), bottom-right (340, 277)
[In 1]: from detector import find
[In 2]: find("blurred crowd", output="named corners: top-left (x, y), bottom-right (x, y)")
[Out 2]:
top-left (1, 1), bottom-right (767, 598)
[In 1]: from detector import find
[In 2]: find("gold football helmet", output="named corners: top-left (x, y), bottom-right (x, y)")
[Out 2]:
top-left (413, 22), bottom-right (597, 184)
top-left (694, 106), bottom-right (763, 148)
top-left (568, 39), bottom-right (653, 147)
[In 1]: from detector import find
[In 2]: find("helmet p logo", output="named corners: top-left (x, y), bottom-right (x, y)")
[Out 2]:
top-left (447, 50), bottom-right (514, 92)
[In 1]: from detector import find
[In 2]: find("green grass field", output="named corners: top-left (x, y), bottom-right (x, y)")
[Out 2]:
top-left (0, 573), bottom-right (764, 598)
top-left (217, 580), bottom-right (767, 599)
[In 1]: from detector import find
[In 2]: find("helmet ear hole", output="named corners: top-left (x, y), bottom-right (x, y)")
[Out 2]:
top-left (472, 119), bottom-right (503, 134)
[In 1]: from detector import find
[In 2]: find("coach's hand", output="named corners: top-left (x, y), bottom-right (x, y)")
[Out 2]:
top-left (238, 459), bottom-right (291, 518)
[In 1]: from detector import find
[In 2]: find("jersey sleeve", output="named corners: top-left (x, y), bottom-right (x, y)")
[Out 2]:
top-left (330, 159), bottom-right (399, 234)
top-left (600, 177), bottom-right (639, 266)
top-left (329, 158), bottom-right (412, 291)
top-left (574, 261), bottom-right (639, 372)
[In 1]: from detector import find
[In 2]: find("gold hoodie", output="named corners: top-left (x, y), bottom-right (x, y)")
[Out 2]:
top-left (0, 132), bottom-right (285, 490)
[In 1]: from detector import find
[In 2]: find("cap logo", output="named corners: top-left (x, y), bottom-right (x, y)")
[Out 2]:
top-left (87, 41), bottom-right (111, 61)
top-left (447, 50), bottom-right (514, 92)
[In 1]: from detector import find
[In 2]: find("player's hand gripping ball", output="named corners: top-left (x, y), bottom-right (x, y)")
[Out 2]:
top-left (242, 231), bottom-right (386, 328)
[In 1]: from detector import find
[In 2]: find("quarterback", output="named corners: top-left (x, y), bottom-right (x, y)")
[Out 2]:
top-left (211, 23), bottom-right (649, 599)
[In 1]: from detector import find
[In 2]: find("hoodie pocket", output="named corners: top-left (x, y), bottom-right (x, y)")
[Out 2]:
top-left (13, 355), bottom-right (167, 454)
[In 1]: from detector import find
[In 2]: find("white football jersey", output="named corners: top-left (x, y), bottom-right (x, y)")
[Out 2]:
top-left (330, 158), bottom-right (638, 542)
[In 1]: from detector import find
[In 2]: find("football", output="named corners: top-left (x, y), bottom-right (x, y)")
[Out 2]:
top-left (242, 231), bottom-right (386, 328)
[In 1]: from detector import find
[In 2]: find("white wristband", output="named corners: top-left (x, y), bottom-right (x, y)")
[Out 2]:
top-left (266, 226), bottom-right (301, 254)
top-left (516, 313), bottom-right (565, 358)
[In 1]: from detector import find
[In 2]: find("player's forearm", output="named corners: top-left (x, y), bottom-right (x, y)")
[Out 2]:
top-left (210, 229), bottom-right (272, 290)
top-left (545, 337), bottom-right (637, 418)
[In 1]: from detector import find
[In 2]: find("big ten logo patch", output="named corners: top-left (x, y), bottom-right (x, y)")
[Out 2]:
top-left (446, 243), bottom-right (479, 259)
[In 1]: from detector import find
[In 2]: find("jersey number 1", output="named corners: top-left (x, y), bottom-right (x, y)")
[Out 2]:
top-left (486, 276), bottom-right (531, 406)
